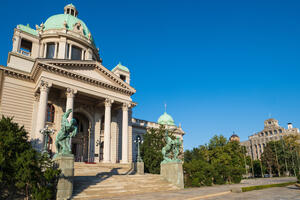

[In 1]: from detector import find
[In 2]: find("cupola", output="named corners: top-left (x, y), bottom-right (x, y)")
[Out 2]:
top-left (112, 62), bottom-right (130, 84)
top-left (158, 112), bottom-right (175, 126)
top-left (64, 4), bottom-right (78, 17)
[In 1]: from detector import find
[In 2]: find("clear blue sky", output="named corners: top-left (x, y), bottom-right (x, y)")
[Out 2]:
top-left (1, 0), bottom-right (300, 150)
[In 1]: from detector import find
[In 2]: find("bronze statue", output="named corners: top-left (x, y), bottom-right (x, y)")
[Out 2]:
top-left (54, 109), bottom-right (78, 158)
top-left (161, 130), bottom-right (182, 164)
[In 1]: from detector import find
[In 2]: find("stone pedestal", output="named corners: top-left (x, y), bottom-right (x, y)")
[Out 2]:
top-left (136, 162), bottom-right (144, 175)
top-left (160, 162), bottom-right (184, 189)
top-left (53, 155), bottom-right (74, 200)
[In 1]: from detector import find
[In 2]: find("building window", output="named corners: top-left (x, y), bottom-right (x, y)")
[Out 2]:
top-left (279, 129), bottom-right (282, 133)
top-left (47, 104), bottom-right (55, 123)
top-left (71, 45), bottom-right (82, 60)
top-left (120, 74), bottom-right (126, 81)
top-left (265, 132), bottom-right (268, 136)
top-left (274, 130), bottom-right (278, 134)
top-left (19, 39), bottom-right (32, 56)
top-left (46, 43), bottom-right (55, 59)
top-left (269, 131), bottom-right (273, 135)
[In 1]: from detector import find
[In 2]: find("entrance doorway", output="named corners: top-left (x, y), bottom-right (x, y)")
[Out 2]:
top-left (72, 113), bottom-right (90, 162)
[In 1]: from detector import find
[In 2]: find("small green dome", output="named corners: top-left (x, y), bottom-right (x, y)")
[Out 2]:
top-left (158, 112), bottom-right (175, 126)
top-left (43, 14), bottom-right (93, 42)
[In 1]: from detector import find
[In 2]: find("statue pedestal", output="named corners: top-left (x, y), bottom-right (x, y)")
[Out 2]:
top-left (53, 155), bottom-right (74, 200)
top-left (135, 162), bottom-right (144, 175)
top-left (160, 162), bottom-right (184, 189)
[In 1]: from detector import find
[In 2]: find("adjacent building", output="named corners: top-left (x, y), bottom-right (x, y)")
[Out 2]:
top-left (0, 4), bottom-right (185, 163)
top-left (241, 118), bottom-right (299, 160)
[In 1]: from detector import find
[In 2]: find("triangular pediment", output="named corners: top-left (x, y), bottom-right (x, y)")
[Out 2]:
top-left (30, 59), bottom-right (136, 95)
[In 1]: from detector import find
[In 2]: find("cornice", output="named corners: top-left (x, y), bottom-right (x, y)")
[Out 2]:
top-left (0, 66), bottom-right (33, 82)
top-left (34, 61), bottom-right (135, 96)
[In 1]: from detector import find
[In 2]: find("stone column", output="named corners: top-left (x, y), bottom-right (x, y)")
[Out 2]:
top-left (35, 81), bottom-right (51, 150)
top-left (58, 38), bottom-right (67, 59)
top-left (54, 42), bottom-right (58, 58)
top-left (68, 44), bottom-right (72, 59)
top-left (121, 103), bottom-right (129, 163)
top-left (12, 34), bottom-right (21, 52)
top-left (65, 88), bottom-right (77, 121)
top-left (103, 99), bottom-right (113, 163)
top-left (43, 44), bottom-right (47, 58)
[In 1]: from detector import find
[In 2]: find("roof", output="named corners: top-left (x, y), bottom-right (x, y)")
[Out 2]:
top-left (158, 112), bottom-right (175, 126)
top-left (17, 24), bottom-right (38, 36)
top-left (43, 14), bottom-right (94, 42)
top-left (112, 62), bottom-right (129, 72)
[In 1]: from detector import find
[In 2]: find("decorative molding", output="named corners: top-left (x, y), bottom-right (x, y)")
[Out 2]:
top-left (66, 87), bottom-right (77, 98)
top-left (40, 80), bottom-right (51, 93)
top-left (122, 103), bottom-right (129, 111)
top-left (104, 98), bottom-right (114, 107)
top-left (34, 92), bottom-right (40, 102)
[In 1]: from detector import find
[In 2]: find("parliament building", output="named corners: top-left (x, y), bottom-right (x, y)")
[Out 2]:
top-left (0, 4), bottom-right (185, 163)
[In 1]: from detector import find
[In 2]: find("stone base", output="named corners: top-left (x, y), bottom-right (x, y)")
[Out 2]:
top-left (160, 162), bottom-right (184, 189)
top-left (53, 155), bottom-right (74, 200)
top-left (136, 162), bottom-right (144, 175)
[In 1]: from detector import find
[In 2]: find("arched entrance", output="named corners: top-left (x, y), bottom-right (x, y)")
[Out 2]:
top-left (72, 112), bottom-right (90, 162)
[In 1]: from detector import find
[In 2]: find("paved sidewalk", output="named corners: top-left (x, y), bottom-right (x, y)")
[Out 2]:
top-left (102, 177), bottom-right (297, 200)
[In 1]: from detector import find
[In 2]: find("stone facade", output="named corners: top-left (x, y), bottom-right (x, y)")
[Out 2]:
top-left (0, 4), bottom-right (185, 164)
top-left (241, 118), bottom-right (300, 160)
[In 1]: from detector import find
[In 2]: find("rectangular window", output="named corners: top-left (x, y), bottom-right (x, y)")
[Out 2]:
top-left (19, 39), bottom-right (32, 56)
top-left (71, 45), bottom-right (82, 60)
top-left (46, 43), bottom-right (55, 59)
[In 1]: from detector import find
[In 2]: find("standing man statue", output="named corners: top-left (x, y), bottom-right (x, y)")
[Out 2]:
top-left (54, 109), bottom-right (78, 158)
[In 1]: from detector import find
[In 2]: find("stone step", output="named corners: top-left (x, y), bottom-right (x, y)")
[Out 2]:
top-left (72, 163), bottom-right (179, 199)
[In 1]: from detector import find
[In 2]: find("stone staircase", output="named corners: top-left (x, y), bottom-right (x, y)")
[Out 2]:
top-left (72, 162), bottom-right (179, 199)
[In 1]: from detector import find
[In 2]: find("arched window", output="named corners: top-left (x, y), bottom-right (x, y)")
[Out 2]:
top-left (47, 104), bottom-right (55, 123)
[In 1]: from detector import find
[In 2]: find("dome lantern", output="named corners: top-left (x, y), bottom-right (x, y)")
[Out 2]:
top-left (64, 4), bottom-right (78, 17)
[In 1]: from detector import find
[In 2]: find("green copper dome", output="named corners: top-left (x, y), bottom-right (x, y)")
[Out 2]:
top-left (158, 112), bottom-right (175, 126)
top-left (43, 14), bottom-right (93, 42)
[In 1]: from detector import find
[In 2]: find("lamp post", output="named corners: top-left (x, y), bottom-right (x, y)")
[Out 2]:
top-left (134, 135), bottom-right (143, 162)
top-left (40, 125), bottom-right (55, 156)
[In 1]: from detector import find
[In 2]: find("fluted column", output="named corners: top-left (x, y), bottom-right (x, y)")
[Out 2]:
top-left (65, 88), bottom-right (77, 121)
top-left (121, 103), bottom-right (129, 163)
top-left (103, 99), bottom-right (113, 163)
top-left (35, 81), bottom-right (51, 150)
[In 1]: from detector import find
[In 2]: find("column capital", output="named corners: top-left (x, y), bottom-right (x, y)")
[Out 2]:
top-left (40, 81), bottom-right (51, 93)
top-left (66, 87), bottom-right (77, 98)
top-left (105, 99), bottom-right (114, 107)
top-left (122, 103), bottom-right (130, 111)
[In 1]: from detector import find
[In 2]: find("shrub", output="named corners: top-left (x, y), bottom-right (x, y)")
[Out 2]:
top-left (0, 116), bottom-right (60, 199)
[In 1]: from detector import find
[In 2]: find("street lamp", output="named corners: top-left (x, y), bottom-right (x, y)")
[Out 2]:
top-left (134, 135), bottom-right (143, 162)
top-left (40, 125), bottom-right (55, 156)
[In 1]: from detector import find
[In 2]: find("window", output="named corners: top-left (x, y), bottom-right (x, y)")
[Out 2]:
top-left (268, 121), bottom-right (271, 125)
top-left (120, 74), bottom-right (126, 81)
top-left (269, 131), bottom-right (273, 135)
top-left (279, 129), bottom-right (282, 133)
top-left (265, 132), bottom-right (268, 136)
top-left (47, 104), bottom-right (55, 123)
top-left (46, 43), bottom-right (55, 58)
top-left (19, 39), bottom-right (32, 56)
top-left (274, 130), bottom-right (278, 134)
top-left (71, 45), bottom-right (82, 60)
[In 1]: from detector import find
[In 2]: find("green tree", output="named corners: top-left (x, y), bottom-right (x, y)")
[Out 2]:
top-left (0, 116), bottom-right (60, 199)
top-left (184, 135), bottom-right (245, 187)
top-left (140, 126), bottom-right (176, 174)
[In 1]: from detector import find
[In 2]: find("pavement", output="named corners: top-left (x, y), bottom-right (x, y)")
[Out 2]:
top-left (101, 177), bottom-right (298, 200)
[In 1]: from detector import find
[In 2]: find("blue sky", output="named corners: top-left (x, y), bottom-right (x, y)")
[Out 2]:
top-left (1, 0), bottom-right (300, 150)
